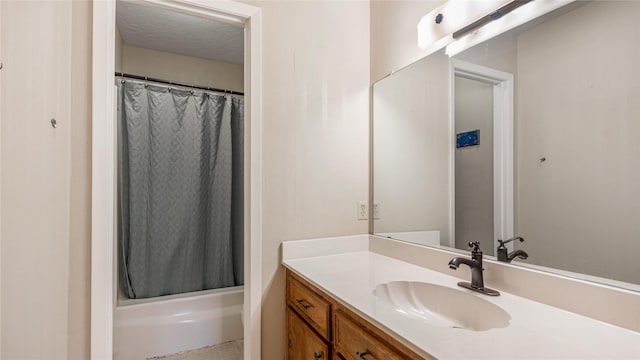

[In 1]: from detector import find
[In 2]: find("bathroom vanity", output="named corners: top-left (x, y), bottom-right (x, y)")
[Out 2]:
top-left (282, 235), bottom-right (640, 359)
top-left (283, 1), bottom-right (640, 358)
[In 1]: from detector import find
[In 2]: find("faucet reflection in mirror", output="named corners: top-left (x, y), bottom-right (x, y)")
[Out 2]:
top-left (497, 237), bottom-right (529, 263)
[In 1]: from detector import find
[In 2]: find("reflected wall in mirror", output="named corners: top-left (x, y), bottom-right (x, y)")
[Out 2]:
top-left (373, 0), bottom-right (640, 290)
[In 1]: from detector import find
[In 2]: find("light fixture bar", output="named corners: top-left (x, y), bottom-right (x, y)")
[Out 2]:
top-left (452, 0), bottom-right (534, 39)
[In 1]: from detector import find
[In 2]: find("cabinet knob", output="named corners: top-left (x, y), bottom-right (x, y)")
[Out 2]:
top-left (356, 350), bottom-right (370, 359)
top-left (313, 351), bottom-right (323, 360)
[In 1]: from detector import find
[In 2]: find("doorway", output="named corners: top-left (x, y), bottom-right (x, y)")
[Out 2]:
top-left (450, 59), bottom-right (514, 256)
top-left (91, 1), bottom-right (262, 359)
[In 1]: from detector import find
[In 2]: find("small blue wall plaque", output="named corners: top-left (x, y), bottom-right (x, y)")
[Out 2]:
top-left (456, 129), bottom-right (480, 148)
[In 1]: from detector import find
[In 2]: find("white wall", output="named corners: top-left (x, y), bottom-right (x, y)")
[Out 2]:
top-left (0, 2), bottom-right (91, 359)
top-left (239, 1), bottom-right (370, 358)
top-left (373, 50), bottom-right (450, 244)
top-left (370, 0), bottom-right (445, 82)
top-left (454, 31), bottom-right (518, 75)
top-left (121, 45), bottom-right (244, 92)
top-left (115, 27), bottom-right (123, 73)
top-left (1, 2), bottom-right (72, 358)
top-left (67, 2), bottom-right (92, 358)
top-left (515, 1), bottom-right (640, 284)
top-left (2, 1), bottom-right (66, 358)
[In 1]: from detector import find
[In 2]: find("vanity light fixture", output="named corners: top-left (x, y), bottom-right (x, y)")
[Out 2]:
top-left (445, 0), bottom-right (575, 56)
top-left (452, 0), bottom-right (533, 39)
top-left (418, 0), bottom-right (575, 56)
top-left (418, 0), bottom-right (514, 53)
top-left (417, 2), bottom-right (456, 54)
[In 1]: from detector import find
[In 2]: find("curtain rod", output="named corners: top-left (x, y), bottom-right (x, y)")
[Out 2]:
top-left (114, 72), bottom-right (244, 96)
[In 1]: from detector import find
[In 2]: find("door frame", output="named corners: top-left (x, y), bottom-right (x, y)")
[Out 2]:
top-left (91, 1), bottom-right (262, 359)
top-left (449, 59), bottom-right (514, 252)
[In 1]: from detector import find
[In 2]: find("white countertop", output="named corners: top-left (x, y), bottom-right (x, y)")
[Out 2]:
top-left (283, 244), bottom-right (640, 359)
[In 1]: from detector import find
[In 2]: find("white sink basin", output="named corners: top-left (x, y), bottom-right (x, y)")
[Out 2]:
top-left (374, 281), bottom-right (510, 331)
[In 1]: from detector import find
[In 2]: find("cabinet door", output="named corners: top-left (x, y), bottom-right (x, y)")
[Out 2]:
top-left (287, 274), bottom-right (332, 339)
top-left (334, 309), bottom-right (424, 360)
top-left (287, 307), bottom-right (329, 360)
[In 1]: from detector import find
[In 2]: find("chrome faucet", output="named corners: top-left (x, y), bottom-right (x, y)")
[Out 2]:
top-left (448, 241), bottom-right (500, 296)
top-left (497, 237), bottom-right (529, 263)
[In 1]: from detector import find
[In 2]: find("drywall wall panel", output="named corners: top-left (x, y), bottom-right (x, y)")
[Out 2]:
top-left (115, 26), bottom-right (123, 73)
top-left (516, 1), bottom-right (640, 283)
top-left (370, 0), bottom-right (445, 83)
top-left (240, 1), bottom-right (370, 358)
top-left (1, 2), bottom-right (72, 358)
top-left (122, 45), bottom-right (243, 92)
top-left (67, 1), bottom-right (92, 359)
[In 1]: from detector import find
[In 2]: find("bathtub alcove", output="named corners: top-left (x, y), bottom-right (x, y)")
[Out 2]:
top-left (112, 1), bottom-right (247, 358)
top-left (114, 286), bottom-right (244, 360)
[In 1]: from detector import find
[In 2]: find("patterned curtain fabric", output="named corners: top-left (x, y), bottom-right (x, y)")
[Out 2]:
top-left (117, 80), bottom-right (244, 299)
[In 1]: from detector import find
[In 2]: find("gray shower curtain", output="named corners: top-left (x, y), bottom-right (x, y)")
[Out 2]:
top-left (118, 80), bottom-right (244, 299)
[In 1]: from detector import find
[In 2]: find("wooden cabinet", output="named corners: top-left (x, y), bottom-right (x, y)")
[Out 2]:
top-left (287, 272), bottom-right (332, 339)
top-left (286, 269), bottom-right (428, 360)
top-left (334, 309), bottom-right (406, 360)
top-left (287, 307), bottom-right (329, 360)
top-left (286, 270), bottom-right (333, 359)
top-left (333, 308), bottom-right (426, 360)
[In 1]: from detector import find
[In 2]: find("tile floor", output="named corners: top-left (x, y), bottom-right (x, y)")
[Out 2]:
top-left (148, 339), bottom-right (243, 360)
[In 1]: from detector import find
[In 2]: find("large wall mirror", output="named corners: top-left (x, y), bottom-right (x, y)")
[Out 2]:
top-left (373, 0), bottom-right (639, 291)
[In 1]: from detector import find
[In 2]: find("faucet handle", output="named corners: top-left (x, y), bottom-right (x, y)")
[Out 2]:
top-left (497, 236), bottom-right (524, 248)
top-left (468, 241), bottom-right (481, 252)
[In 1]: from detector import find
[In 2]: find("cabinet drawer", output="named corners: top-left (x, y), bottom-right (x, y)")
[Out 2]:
top-left (287, 307), bottom-right (329, 360)
top-left (287, 275), bottom-right (331, 339)
top-left (334, 310), bottom-right (410, 360)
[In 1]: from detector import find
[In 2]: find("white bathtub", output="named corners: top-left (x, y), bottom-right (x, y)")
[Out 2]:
top-left (114, 286), bottom-right (244, 360)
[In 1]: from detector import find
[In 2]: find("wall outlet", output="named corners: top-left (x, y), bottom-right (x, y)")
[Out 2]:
top-left (357, 201), bottom-right (368, 220)
top-left (373, 202), bottom-right (380, 220)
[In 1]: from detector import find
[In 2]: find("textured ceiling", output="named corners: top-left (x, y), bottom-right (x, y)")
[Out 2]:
top-left (116, 1), bottom-right (244, 64)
